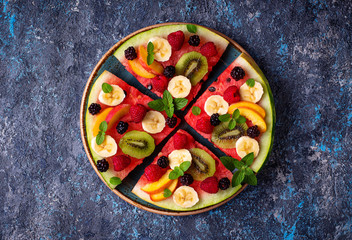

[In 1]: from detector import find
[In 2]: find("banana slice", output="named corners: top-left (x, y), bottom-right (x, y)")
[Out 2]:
top-left (148, 37), bottom-right (172, 62)
top-left (98, 84), bottom-right (125, 106)
top-left (142, 111), bottom-right (166, 134)
top-left (239, 81), bottom-right (264, 103)
top-left (167, 76), bottom-right (192, 98)
top-left (235, 136), bottom-right (260, 158)
top-left (204, 95), bottom-right (229, 116)
top-left (173, 186), bottom-right (199, 208)
top-left (91, 135), bottom-right (118, 158)
top-left (168, 149), bottom-right (192, 169)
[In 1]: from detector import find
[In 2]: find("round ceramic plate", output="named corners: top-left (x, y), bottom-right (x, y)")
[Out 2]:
top-left (80, 22), bottom-right (275, 216)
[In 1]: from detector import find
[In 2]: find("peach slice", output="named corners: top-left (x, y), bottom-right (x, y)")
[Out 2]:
top-left (105, 104), bottom-right (131, 130)
top-left (232, 107), bottom-right (267, 132)
top-left (150, 179), bottom-right (178, 202)
top-left (138, 45), bottom-right (164, 75)
top-left (128, 59), bottom-right (156, 79)
top-left (228, 101), bottom-right (266, 118)
top-left (92, 107), bottom-right (113, 136)
top-left (141, 169), bottom-right (173, 194)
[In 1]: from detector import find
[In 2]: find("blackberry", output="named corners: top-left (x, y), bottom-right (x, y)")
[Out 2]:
top-left (247, 125), bottom-right (260, 138)
top-left (180, 174), bottom-right (194, 186)
top-left (116, 121), bottom-right (128, 134)
top-left (164, 66), bottom-right (175, 78)
top-left (96, 159), bottom-right (109, 172)
top-left (147, 84), bottom-right (153, 90)
top-left (88, 103), bottom-right (101, 115)
top-left (210, 113), bottom-right (221, 126)
top-left (157, 156), bottom-right (169, 168)
top-left (218, 177), bottom-right (230, 190)
top-left (124, 46), bottom-right (137, 60)
top-left (230, 66), bottom-right (245, 81)
top-left (166, 117), bottom-right (177, 128)
top-left (188, 35), bottom-right (200, 46)
top-left (208, 87), bottom-right (216, 92)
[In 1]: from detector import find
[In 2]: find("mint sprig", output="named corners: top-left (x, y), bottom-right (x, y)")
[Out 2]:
top-left (186, 24), bottom-right (197, 33)
top-left (96, 121), bottom-right (108, 145)
top-left (169, 161), bottom-right (191, 180)
top-left (246, 78), bottom-right (255, 87)
top-left (218, 109), bottom-right (247, 130)
top-left (102, 83), bottom-right (113, 93)
top-left (148, 90), bottom-right (188, 118)
top-left (147, 42), bottom-right (154, 65)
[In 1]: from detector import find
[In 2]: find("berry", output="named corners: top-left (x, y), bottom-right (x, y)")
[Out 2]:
top-left (180, 174), bottom-right (194, 186)
top-left (144, 164), bottom-right (166, 182)
top-left (218, 177), bottom-right (230, 190)
top-left (200, 42), bottom-right (218, 57)
top-left (231, 66), bottom-right (245, 81)
top-left (164, 66), bottom-right (176, 78)
top-left (130, 104), bottom-right (147, 123)
top-left (173, 132), bottom-right (188, 149)
top-left (223, 86), bottom-right (240, 104)
top-left (208, 87), bottom-right (216, 92)
top-left (112, 155), bottom-right (131, 171)
top-left (88, 103), bottom-right (101, 115)
top-left (188, 35), bottom-right (200, 46)
top-left (247, 125), bottom-right (260, 138)
top-left (152, 75), bottom-right (168, 93)
top-left (157, 156), bottom-right (169, 168)
top-left (200, 176), bottom-right (219, 194)
top-left (166, 116), bottom-right (177, 128)
top-left (124, 46), bottom-right (137, 60)
top-left (96, 159), bottom-right (109, 172)
top-left (210, 113), bottom-right (221, 126)
top-left (196, 117), bottom-right (214, 134)
top-left (116, 121), bottom-right (128, 134)
top-left (167, 31), bottom-right (185, 51)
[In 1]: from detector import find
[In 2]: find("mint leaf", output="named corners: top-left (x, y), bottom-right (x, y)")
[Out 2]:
top-left (174, 98), bottom-right (188, 110)
top-left (180, 161), bottom-right (191, 172)
top-left (228, 119), bottom-right (236, 130)
top-left (163, 90), bottom-right (173, 106)
top-left (192, 106), bottom-right (201, 116)
top-left (236, 116), bottom-right (247, 124)
top-left (233, 109), bottom-right (240, 120)
top-left (174, 166), bottom-right (184, 176)
top-left (147, 54), bottom-right (154, 65)
top-left (165, 107), bottom-right (173, 118)
top-left (220, 156), bottom-right (236, 171)
top-left (99, 121), bottom-right (108, 132)
top-left (186, 24), bottom-right (197, 33)
top-left (147, 41), bottom-right (154, 53)
top-left (219, 114), bottom-right (231, 122)
top-left (233, 159), bottom-right (245, 169)
top-left (169, 170), bottom-right (179, 180)
top-left (243, 172), bottom-right (257, 185)
top-left (148, 99), bottom-right (165, 111)
top-left (163, 189), bottom-right (172, 198)
top-left (241, 152), bottom-right (254, 166)
top-left (110, 177), bottom-right (122, 186)
top-left (246, 78), bottom-right (255, 87)
top-left (147, 42), bottom-right (154, 65)
top-left (244, 167), bottom-right (253, 176)
top-left (102, 83), bottom-right (113, 93)
top-left (96, 132), bottom-right (105, 145)
top-left (232, 170), bottom-right (245, 187)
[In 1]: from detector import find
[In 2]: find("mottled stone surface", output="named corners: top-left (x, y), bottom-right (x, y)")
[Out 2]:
top-left (0, 0), bottom-right (351, 239)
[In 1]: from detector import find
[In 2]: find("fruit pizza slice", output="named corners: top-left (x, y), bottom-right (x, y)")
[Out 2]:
top-left (85, 70), bottom-right (180, 188)
top-left (113, 24), bottom-right (229, 108)
top-left (184, 53), bottom-right (275, 172)
top-left (132, 130), bottom-right (242, 211)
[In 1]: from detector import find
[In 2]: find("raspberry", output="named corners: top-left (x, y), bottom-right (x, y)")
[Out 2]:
top-left (247, 125), bottom-right (260, 138)
top-left (200, 42), bottom-right (218, 57)
top-left (88, 103), bottom-right (101, 115)
top-left (157, 156), bottom-right (169, 168)
top-left (180, 174), bottom-right (194, 186)
top-left (144, 164), bottom-right (166, 182)
top-left (152, 75), bottom-right (168, 93)
top-left (200, 176), bottom-right (219, 194)
top-left (173, 132), bottom-right (188, 149)
top-left (188, 35), bottom-right (200, 46)
top-left (196, 117), bottom-right (214, 134)
top-left (96, 159), bottom-right (109, 172)
top-left (124, 46), bottom-right (137, 60)
top-left (223, 86), bottom-right (240, 104)
top-left (166, 117), bottom-right (177, 128)
top-left (130, 104), bottom-right (147, 123)
top-left (116, 121), bottom-right (128, 134)
top-left (231, 66), bottom-right (245, 81)
top-left (163, 66), bottom-right (176, 78)
top-left (112, 155), bottom-right (131, 171)
top-left (218, 177), bottom-right (230, 190)
top-left (167, 31), bottom-right (185, 51)
top-left (210, 113), bottom-right (221, 126)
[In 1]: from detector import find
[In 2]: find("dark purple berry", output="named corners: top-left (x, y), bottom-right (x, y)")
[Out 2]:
top-left (218, 177), bottom-right (230, 190)
top-left (166, 117), bottom-right (177, 128)
top-left (230, 67), bottom-right (245, 81)
top-left (116, 121), bottom-right (128, 134)
top-left (88, 103), bottom-right (101, 115)
top-left (188, 35), bottom-right (200, 46)
top-left (247, 125), bottom-right (260, 138)
top-left (157, 156), bottom-right (169, 168)
top-left (210, 113), bottom-right (220, 126)
top-left (180, 174), bottom-right (194, 186)
top-left (163, 66), bottom-right (175, 78)
top-left (96, 159), bottom-right (109, 172)
top-left (124, 46), bottom-right (137, 60)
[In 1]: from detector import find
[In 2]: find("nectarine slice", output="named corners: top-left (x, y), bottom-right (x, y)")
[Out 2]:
top-left (92, 107), bottom-right (113, 136)
top-left (141, 169), bottom-right (173, 194)
top-left (150, 179), bottom-right (178, 202)
top-left (228, 101), bottom-right (266, 118)
top-left (128, 59), bottom-right (156, 79)
top-left (138, 45), bottom-right (164, 75)
top-left (234, 107), bottom-right (267, 132)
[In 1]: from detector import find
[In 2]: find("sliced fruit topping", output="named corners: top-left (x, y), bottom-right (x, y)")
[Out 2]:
top-left (188, 35), bottom-right (200, 46)
top-left (163, 65), bottom-right (176, 78)
top-left (137, 45), bottom-right (164, 75)
top-left (98, 84), bottom-right (125, 106)
top-left (230, 107), bottom-right (267, 132)
top-left (148, 37), bottom-right (172, 62)
top-left (223, 86), bottom-right (241, 104)
top-left (142, 168), bottom-right (172, 193)
top-left (112, 155), bottom-right (131, 171)
top-left (88, 103), bottom-right (101, 115)
top-left (236, 136), bottom-right (260, 158)
top-left (129, 104), bottom-right (147, 123)
top-left (204, 95), bottom-right (229, 116)
top-left (200, 42), bottom-right (218, 57)
top-left (247, 125), bottom-right (261, 138)
top-left (173, 186), bottom-right (199, 208)
top-left (96, 159), bottom-right (109, 172)
top-left (218, 177), bottom-right (230, 190)
top-left (124, 46), bottom-right (137, 60)
top-left (228, 101), bottom-right (266, 118)
top-left (175, 51), bottom-right (208, 86)
top-left (105, 104), bottom-right (131, 130)
top-left (239, 80), bottom-right (264, 103)
top-left (91, 135), bottom-right (118, 158)
top-left (200, 176), bottom-right (219, 194)
top-left (167, 30), bottom-right (185, 51)
top-left (180, 173), bottom-right (194, 186)
top-left (211, 122), bottom-right (248, 149)
top-left (196, 116), bottom-right (214, 134)
top-left (210, 113), bottom-right (221, 126)
top-left (128, 59), bottom-right (156, 79)
top-left (166, 116), bottom-right (177, 128)
top-left (168, 149), bottom-right (192, 169)
top-left (116, 121), bottom-right (128, 134)
top-left (150, 179), bottom-right (178, 202)
top-left (173, 132), bottom-right (188, 149)
top-left (167, 75), bottom-right (192, 98)
top-left (188, 148), bottom-right (216, 181)
top-left (151, 75), bottom-right (168, 93)
top-left (142, 110), bottom-right (166, 134)
top-left (231, 66), bottom-right (245, 81)
top-left (119, 130), bottom-right (155, 159)
top-left (157, 156), bottom-right (169, 168)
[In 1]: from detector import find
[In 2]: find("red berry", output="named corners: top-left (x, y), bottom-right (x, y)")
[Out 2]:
top-left (173, 133), bottom-right (188, 149)
top-left (129, 104), bottom-right (147, 123)
top-left (144, 164), bottom-right (166, 182)
top-left (200, 42), bottom-right (218, 57)
top-left (167, 31), bottom-right (185, 51)
top-left (200, 176), bottom-right (219, 194)
top-left (223, 86), bottom-right (241, 104)
top-left (112, 155), bottom-right (131, 171)
top-left (196, 117), bottom-right (214, 134)
top-left (152, 75), bottom-right (168, 93)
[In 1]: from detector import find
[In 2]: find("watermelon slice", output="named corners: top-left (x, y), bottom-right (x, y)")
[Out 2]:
top-left (132, 130), bottom-right (242, 211)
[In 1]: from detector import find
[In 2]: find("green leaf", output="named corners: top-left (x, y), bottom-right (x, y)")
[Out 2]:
top-left (163, 90), bottom-right (173, 106)
top-left (243, 172), bottom-right (257, 186)
top-left (147, 54), bottom-right (154, 65)
top-left (220, 156), bottom-right (236, 171)
top-left (180, 161), bottom-right (191, 172)
top-left (236, 116), bottom-right (247, 124)
top-left (163, 189), bottom-right (172, 198)
top-left (147, 41), bottom-right (154, 53)
top-left (192, 106), bottom-right (201, 116)
top-left (228, 119), bottom-right (236, 130)
top-left (175, 166), bottom-right (184, 176)
top-left (109, 177), bottom-right (122, 186)
top-left (169, 170), bottom-right (180, 180)
top-left (244, 167), bottom-right (253, 176)
top-left (148, 99), bottom-right (165, 111)
top-left (165, 107), bottom-right (173, 118)
top-left (99, 121), bottom-right (108, 132)
top-left (241, 152), bottom-right (254, 166)
top-left (232, 170), bottom-right (245, 187)
top-left (219, 114), bottom-right (231, 122)
top-left (246, 78), bottom-right (255, 87)
top-left (174, 98), bottom-right (188, 110)
top-left (96, 132), bottom-right (105, 145)
top-left (233, 109), bottom-right (240, 120)
top-left (186, 24), bottom-right (197, 33)
top-left (102, 83), bottom-right (113, 93)
top-left (233, 159), bottom-right (245, 169)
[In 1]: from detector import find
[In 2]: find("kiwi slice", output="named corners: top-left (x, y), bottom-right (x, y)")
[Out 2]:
top-left (211, 122), bottom-right (248, 149)
top-left (119, 131), bottom-right (155, 159)
top-left (188, 148), bottom-right (216, 181)
top-left (175, 51), bottom-right (208, 86)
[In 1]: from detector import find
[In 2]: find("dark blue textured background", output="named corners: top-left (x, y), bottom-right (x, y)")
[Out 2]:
top-left (1, 0), bottom-right (351, 239)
